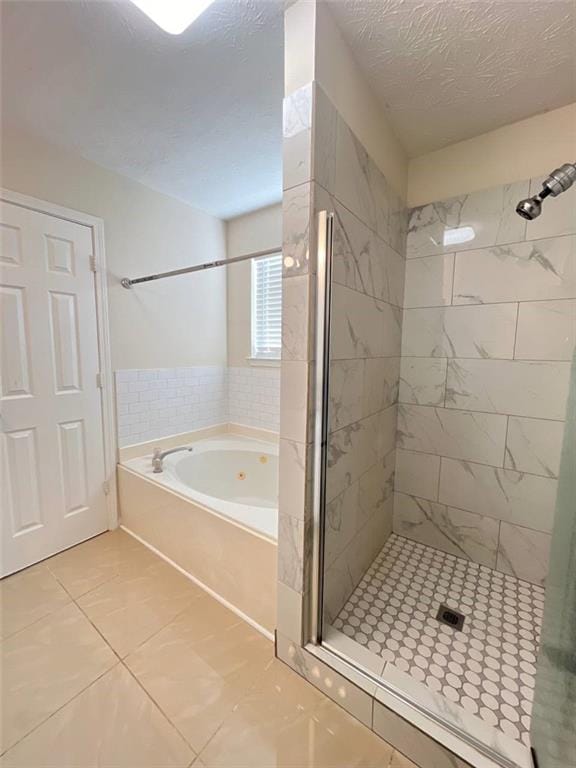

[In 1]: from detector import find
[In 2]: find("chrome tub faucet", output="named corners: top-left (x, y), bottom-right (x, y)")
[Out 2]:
top-left (152, 445), bottom-right (193, 473)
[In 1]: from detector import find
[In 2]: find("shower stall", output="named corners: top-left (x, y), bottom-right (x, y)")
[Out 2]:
top-left (276, 5), bottom-right (575, 764)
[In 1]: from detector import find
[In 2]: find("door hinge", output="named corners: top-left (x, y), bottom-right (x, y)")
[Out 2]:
top-left (103, 481), bottom-right (110, 495)
top-left (96, 372), bottom-right (104, 389)
top-left (89, 255), bottom-right (97, 272)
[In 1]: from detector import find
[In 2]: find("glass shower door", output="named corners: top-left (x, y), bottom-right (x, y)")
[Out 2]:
top-left (530, 352), bottom-right (576, 768)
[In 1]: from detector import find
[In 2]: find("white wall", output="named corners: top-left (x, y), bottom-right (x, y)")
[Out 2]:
top-left (1, 128), bottom-right (228, 371)
top-left (226, 203), bottom-right (282, 367)
top-left (408, 103), bottom-right (576, 207)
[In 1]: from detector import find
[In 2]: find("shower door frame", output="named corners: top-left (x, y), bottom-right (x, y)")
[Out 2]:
top-left (306, 210), bottom-right (526, 768)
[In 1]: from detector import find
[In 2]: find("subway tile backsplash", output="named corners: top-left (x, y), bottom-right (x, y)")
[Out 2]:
top-left (115, 365), bottom-right (280, 447)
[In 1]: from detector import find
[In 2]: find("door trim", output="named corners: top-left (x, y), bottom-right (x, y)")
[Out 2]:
top-left (1, 187), bottom-right (118, 530)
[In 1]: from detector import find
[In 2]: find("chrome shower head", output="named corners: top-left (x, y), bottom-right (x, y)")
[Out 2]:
top-left (516, 163), bottom-right (576, 221)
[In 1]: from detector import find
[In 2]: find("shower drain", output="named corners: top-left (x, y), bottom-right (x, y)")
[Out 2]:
top-left (436, 604), bottom-right (465, 631)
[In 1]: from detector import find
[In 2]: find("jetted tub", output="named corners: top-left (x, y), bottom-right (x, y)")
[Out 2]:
top-left (117, 432), bottom-right (278, 636)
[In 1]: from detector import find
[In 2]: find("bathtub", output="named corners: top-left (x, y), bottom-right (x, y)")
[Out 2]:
top-left (117, 431), bottom-right (278, 636)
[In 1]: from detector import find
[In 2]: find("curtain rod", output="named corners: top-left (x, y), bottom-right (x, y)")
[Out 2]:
top-left (120, 246), bottom-right (281, 289)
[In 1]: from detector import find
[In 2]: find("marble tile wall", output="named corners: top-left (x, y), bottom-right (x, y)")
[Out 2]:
top-left (115, 365), bottom-right (280, 446)
top-left (394, 179), bottom-right (576, 585)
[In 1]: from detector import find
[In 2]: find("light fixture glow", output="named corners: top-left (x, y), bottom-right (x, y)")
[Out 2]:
top-left (130, 0), bottom-right (216, 34)
top-left (442, 225), bottom-right (475, 247)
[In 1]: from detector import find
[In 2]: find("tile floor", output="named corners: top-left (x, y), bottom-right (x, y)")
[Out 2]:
top-left (0, 529), bottom-right (415, 768)
top-left (333, 534), bottom-right (544, 747)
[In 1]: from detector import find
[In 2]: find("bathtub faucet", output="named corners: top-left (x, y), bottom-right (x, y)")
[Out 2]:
top-left (152, 445), bottom-right (193, 473)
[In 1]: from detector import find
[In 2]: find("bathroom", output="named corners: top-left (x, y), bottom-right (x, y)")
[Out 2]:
top-left (1, 1), bottom-right (575, 767)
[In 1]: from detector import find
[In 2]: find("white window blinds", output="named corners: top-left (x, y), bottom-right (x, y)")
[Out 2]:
top-left (251, 252), bottom-right (282, 359)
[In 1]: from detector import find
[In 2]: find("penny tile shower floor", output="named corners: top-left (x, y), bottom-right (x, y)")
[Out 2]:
top-left (333, 534), bottom-right (544, 746)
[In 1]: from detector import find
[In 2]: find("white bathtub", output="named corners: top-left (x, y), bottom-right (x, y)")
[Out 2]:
top-left (117, 430), bottom-right (278, 635)
top-left (123, 436), bottom-right (278, 539)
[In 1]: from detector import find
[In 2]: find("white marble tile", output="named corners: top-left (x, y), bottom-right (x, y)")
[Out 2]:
top-left (329, 359), bottom-right (364, 430)
top-left (397, 404), bottom-right (507, 465)
top-left (279, 360), bottom-right (310, 442)
top-left (282, 275), bottom-right (313, 362)
top-left (331, 284), bottom-right (402, 360)
top-left (446, 359), bottom-right (571, 420)
top-left (395, 448), bottom-right (440, 501)
top-left (515, 299), bottom-right (576, 361)
top-left (325, 481), bottom-right (360, 567)
top-left (363, 357), bottom-right (400, 415)
top-left (277, 513), bottom-right (307, 594)
top-left (505, 416), bottom-right (565, 478)
top-left (497, 522), bottom-right (551, 586)
top-left (388, 188), bottom-right (408, 258)
top-left (399, 357), bottom-right (447, 406)
top-left (404, 254), bottom-right (455, 308)
top-left (278, 439), bottom-right (310, 521)
top-left (407, 181), bottom-right (528, 259)
top-left (402, 304), bottom-right (517, 359)
top-left (312, 83), bottom-right (337, 193)
top-left (358, 450), bottom-right (395, 529)
top-left (439, 457), bottom-right (558, 532)
top-left (282, 183), bottom-right (312, 276)
top-left (276, 581), bottom-right (304, 644)
top-left (393, 492), bottom-right (499, 567)
top-left (453, 235), bottom-right (576, 305)
top-left (283, 84), bottom-right (312, 191)
top-left (333, 117), bottom-right (390, 243)
top-left (527, 175), bottom-right (576, 241)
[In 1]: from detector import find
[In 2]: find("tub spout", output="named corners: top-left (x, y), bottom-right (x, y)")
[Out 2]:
top-left (152, 445), bottom-right (193, 473)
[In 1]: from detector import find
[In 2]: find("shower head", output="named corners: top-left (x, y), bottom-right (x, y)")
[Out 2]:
top-left (516, 162), bottom-right (576, 220)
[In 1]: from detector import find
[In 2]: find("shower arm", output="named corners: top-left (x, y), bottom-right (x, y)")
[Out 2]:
top-left (516, 162), bottom-right (576, 220)
top-left (120, 245), bottom-right (282, 289)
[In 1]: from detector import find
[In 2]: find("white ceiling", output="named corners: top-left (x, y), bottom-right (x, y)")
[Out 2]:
top-left (329, 0), bottom-right (576, 157)
top-left (2, 1), bottom-right (575, 219)
top-left (0, 0), bottom-right (284, 220)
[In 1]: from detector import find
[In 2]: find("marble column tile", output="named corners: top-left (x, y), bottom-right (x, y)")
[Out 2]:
top-left (402, 304), bottom-right (517, 359)
top-left (445, 359), bottom-right (571, 420)
top-left (358, 450), bottom-right (395, 529)
top-left (515, 299), bottom-right (576, 361)
top-left (280, 360), bottom-right (312, 443)
top-left (311, 83), bottom-right (337, 193)
top-left (282, 274), bottom-right (314, 362)
top-left (325, 480), bottom-right (360, 567)
top-left (278, 439), bottom-right (312, 521)
top-left (399, 357), bottom-right (447, 406)
top-left (438, 457), bottom-right (558, 533)
top-left (393, 492), bottom-right (499, 568)
top-left (282, 182), bottom-right (312, 276)
top-left (497, 522), bottom-right (551, 586)
top-left (526, 175), bottom-right (576, 240)
top-left (395, 449), bottom-right (440, 502)
top-left (329, 359), bottom-right (364, 430)
top-left (505, 416), bottom-right (565, 478)
top-left (331, 283), bottom-right (402, 360)
top-left (363, 357), bottom-right (400, 416)
top-left (453, 235), bottom-right (576, 305)
top-left (276, 581), bottom-right (304, 645)
top-left (277, 513), bottom-right (310, 595)
top-left (407, 181), bottom-right (528, 259)
top-left (333, 116), bottom-right (390, 244)
top-left (388, 189), bottom-right (408, 257)
top-left (397, 404), bottom-right (507, 466)
top-left (403, 254), bottom-right (455, 308)
top-left (283, 83), bottom-right (312, 191)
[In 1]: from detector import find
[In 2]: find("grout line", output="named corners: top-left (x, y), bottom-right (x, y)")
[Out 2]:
top-left (503, 415), bottom-right (511, 469)
top-left (512, 302), bottom-right (521, 361)
top-left (399, 401), bottom-right (566, 423)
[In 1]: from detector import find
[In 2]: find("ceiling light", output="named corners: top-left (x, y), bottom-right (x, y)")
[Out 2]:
top-left (129, 0), bottom-right (216, 35)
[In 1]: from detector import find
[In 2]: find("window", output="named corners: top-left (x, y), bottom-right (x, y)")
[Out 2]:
top-left (251, 252), bottom-right (282, 360)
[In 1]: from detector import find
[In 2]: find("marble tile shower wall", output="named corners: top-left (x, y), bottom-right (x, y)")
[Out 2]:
top-left (115, 366), bottom-right (280, 447)
top-left (278, 82), bottom-right (408, 624)
top-left (394, 178), bottom-right (576, 586)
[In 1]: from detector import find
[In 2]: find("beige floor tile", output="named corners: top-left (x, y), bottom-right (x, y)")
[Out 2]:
top-left (76, 557), bottom-right (203, 657)
top-left (0, 602), bottom-right (117, 753)
top-left (200, 659), bottom-right (393, 767)
top-left (0, 664), bottom-right (194, 767)
top-left (390, 751), bottom-right (419, 768)
top-left (0, 564), bottom-right (71, 639)
top-left (46, 529), bottom-right (157, 599)
top-left (126, 596), bottom-right (274, 753)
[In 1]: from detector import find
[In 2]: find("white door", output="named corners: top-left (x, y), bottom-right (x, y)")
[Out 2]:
top-left (1, 200), bottom-right (108, 576)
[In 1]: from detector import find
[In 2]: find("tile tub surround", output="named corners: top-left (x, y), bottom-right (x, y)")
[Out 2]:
top-left (117, 465), bottom-right (277, 636)
top-left (395, 177), bottom-right (576, 584)
top-left (115, 365), bottom-right (280, 447)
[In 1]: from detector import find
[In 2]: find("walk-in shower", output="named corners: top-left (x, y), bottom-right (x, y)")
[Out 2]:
top-left (516, 162), bottom-right (576, 220)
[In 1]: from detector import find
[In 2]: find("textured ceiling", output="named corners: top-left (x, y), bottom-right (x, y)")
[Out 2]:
top-left (0, 0), bottom-right (284, 219)
top-left (328, 0), bottom-right (576, 157)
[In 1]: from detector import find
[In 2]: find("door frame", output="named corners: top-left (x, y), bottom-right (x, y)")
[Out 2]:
top-left (1, 187), bottom-right (118, 530)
